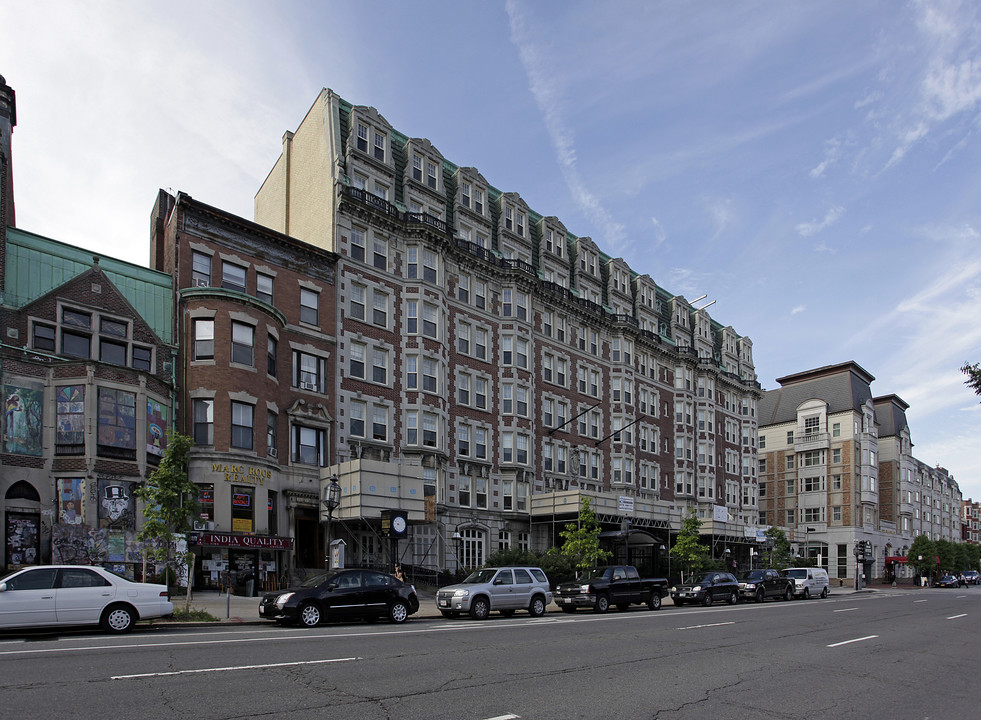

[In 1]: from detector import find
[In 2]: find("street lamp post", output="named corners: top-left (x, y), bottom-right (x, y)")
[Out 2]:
top-left (804, 526), bottom-right (817, 563)
top-left (750, 549), bottom-right (756, 571)
top-left (322, 475), bottom-right (341, 571)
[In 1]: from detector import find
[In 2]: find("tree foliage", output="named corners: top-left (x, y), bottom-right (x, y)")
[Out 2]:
top-left (670, 508), bottom-right (709, 580)
top-left (558, 496), bottom-right (610, 571)
top-left (907, 535), bottom-right (937, 577)
top-left (762, 526), bottom-right (796, 570)
top-left (135, 433), bottom-right (198, 571)
top-left (961, 362), bottom-right (981, 399)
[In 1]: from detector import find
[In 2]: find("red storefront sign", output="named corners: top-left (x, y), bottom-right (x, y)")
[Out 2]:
top-left (191, 532), bottom-right (293, 550)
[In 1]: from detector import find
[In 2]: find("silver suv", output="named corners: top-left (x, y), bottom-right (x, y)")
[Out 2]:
top-left (436, 566), bottom-right (552, 620)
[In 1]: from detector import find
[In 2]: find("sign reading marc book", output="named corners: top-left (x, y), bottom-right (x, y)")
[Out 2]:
top-left (381, 510), bottom-right (408, 538)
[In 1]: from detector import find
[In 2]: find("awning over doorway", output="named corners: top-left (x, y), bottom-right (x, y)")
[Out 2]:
top-left (599, 528), bottom-right (664, 546)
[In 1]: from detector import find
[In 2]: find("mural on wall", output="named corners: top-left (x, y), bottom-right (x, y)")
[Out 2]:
top-left (98, 479), bottom-right (135, 529)
top-left (4, 380), bottom-right (43, 455)
top-left (97, 387), bottom-right (136, 451)
top-left (51, 526), bottom-right (144, 566)
top-left (56, 385), bottom-right (85, 449)
top-left (58, 478), bottom-right (85, 525)
top-left (5, 512), bottom-right (40, 567)
top-left (146, 398), bottom-right (167, 458)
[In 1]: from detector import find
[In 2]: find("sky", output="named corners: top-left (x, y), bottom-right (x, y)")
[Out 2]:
top-left (2, 0), bottom-right (981, 502)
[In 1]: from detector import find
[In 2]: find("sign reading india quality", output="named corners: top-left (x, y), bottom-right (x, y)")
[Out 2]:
top-left (212, 463), bottom-right (272, 485)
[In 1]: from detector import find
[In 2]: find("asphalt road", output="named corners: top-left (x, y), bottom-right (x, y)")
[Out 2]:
top-left (0, 587), bottom-right (976, 719)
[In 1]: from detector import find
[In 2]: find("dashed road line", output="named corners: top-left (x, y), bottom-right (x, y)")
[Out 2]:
top-left (827, 635), bottom-right (878, 647)
top-left (112, 656), bottom-right (360, 679)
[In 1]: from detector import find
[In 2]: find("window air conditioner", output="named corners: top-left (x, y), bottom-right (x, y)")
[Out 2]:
top-left (193, 521), bottom-right (213, 531)
top-left (193, 278), bottom-right (210, 287)
top-left (300, 381), bottom-right (318, 391)
top-left (268, 447), bottom-right (278, 458)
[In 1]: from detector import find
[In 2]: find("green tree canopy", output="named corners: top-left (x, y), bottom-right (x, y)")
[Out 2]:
top-left (135, 432), bottom-right (198, 568)
top-left (670, 507), bottom-right (709, 580)
top-left (961, 362), bottom-right (981, 398)
top-left (559, 496), bottom-right (610, 572)
top-left (762, 526), bottom-right (796, 570)
top-left (908, 535), bottom-right (937, 577)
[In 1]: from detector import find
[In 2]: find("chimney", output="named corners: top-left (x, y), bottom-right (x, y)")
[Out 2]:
top-left (0, 74), bottom-right (16, 231)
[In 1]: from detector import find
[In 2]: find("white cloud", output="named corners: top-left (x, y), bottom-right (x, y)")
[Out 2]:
top-left (506, 0), bottom-right (627, 253)
top-left (790, 305), bottom-right (806, 315)
top-left (703, 196), bottom-right (735, 242)
top-left (795, 205), bottom-right (844, 237)
top-left (809, 137), bottom-right (842, 178)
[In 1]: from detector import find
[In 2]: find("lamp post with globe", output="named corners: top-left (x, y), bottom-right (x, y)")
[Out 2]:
top-left (322, 475), bottom-right (341, 570)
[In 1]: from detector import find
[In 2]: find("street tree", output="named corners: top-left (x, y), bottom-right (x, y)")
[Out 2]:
top-left (559, 496), bottom-right (610, 572)
top-left (908, 535), bottom-right (937, 581)
top-left (762, 526), bottom-right (795, 569)
top-left (670, 507), bottom-right (709, 581)
top-left (135, 432), bottom-right (198, 590)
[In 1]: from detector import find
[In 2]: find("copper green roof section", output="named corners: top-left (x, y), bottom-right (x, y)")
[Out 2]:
top-left (3, 227), bottom-right (174, 345)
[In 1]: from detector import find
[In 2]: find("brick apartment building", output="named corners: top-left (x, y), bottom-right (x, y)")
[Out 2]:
top-left (249, 89), bottom-right (764, 577)
top-left (758, 362), bottom-right (963, 584)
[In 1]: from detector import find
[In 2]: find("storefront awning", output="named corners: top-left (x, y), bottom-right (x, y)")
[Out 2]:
top-left (599, 528), bottom-right (664, 546)
top-left (885, 556), bottom-right (907, 563)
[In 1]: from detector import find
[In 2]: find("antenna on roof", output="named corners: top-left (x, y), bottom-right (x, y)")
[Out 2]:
top-left (690, 294), bottom-right (707, 304)
top-left (696, 300), bottom-right (716, 311)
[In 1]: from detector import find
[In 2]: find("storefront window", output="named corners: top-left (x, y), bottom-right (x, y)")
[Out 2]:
top-left (231, 486), bottom-right (254, 533)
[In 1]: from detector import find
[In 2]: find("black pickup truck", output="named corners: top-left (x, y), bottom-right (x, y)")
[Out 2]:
top-left (554, 565), bottom-right (669, 613)
top-left (736, 569), bottom-right (794, 603)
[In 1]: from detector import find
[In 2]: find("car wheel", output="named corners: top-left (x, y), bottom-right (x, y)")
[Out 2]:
top-left (561, 606), bottom-right (577, 613)
top-left (728, 591), bottom-right (738, 605)
top-left (595, 594), bottom-right (611, 614)
top-left (648, 592), bottom-right (662, 611)
top-left (784, 587), bottom-right (793, 602)
top-left (298, 601), bottom-right (322, 627)
top-left (702, 592), bottom-right (713, 607)
top-left (469, 597), bottom-right (490, 620)
top-left (756, 588), bottom-right (765, 604)
top-left (101, 604), bottom-right (135, 634)
top-left (529, 595), bottom-right (547, 617)
top-left (388, 601), bottom-right (409, 624)
top-left (802, 588), bottom-right (810, 600)
top-left (820, 587), bottom-right (829, 599)
top-left (440, 611), bottom-right (458, 619)
top-left (500, 609), bottom-right (516, 617)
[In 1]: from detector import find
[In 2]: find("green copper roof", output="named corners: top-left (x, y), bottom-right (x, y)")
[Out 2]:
top-left (4, 227), bottom-right (174, 344)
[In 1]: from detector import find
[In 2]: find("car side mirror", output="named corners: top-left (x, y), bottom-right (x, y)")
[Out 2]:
top-left (0, 582), bottom-right (6, 592)
top-left (493, 577), bottom-right (504, 585)
top-left (327, 583), bottom-right (338, 591)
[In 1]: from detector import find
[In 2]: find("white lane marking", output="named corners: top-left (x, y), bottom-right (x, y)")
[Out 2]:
top-left (677, 621), bottom-right (736, 630)
top-left (833, 608), bottom-right (858, 613)
top-left (484, 715), bottom-right (520, 720)
top-left (827, 635), bottom-right (878, 647)
top-left (112, 656), bottom-right (359, 679)
top-left (913, 600), bottom-right (928, 603)
top-left (947, 614), bottom-right (967, 620)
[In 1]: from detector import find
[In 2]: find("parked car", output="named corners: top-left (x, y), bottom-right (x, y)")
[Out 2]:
top-left (736, 569), bottom-right (794, 603)
top-left (436, 566), bottom-right (551, 620)
top-left (936, 574), bottom-right (962, 588)
top-left (0, 565), bottom-right (172, 633)
top-left (784, 567), bottom-right (830, 599)
top-left (960, 570), bottom-right (979, 586)
top-left (259, 568), bottom-right (419, 627)
top-left (553, 565), bottom-right (669, 613)
top-left (671, 572), bottom-right (739, 606)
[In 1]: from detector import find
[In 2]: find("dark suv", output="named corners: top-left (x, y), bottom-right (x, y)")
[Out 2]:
top-left (671, 572), bottom-right (739, 606)
top-left (736, 569), bottom-right (794, 603)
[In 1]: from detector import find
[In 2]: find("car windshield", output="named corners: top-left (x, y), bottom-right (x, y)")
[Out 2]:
top-left (694, 574), bottom-right (715, 585)
top-left (298, 572), bottom-right (337, 588)
top-left (738, 571), bottom-right (765, 582)
top-left (577, 568), bottom-right (610, 581)
top-left (785, 569), bottom-right (807, 579)
top-left (461, 568), bottom-right (499, 584)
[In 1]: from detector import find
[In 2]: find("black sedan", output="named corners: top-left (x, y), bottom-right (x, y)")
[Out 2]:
top-left (259, 568), bottom-right (419, 627)
top-left (935, 574), bottom-right (962, 588)
top-left (671, 572), bottom-right (739, 606)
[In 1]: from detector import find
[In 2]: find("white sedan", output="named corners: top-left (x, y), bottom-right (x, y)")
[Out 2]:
top-left (0, 565), bottom-right (173, 633)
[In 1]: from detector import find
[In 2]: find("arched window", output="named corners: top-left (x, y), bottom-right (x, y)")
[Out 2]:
top-left (5, 481), bottom-right (40, 502)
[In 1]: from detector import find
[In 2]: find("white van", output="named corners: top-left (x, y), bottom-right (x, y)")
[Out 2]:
top-left (784, 567), bottom-right (830, 599)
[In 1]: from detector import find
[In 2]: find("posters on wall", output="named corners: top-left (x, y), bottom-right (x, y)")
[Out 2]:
top-left (50, 525), bottom-right (143, 566)
top-left (5, 513), bottom-right (40, 566)
top-left (4, 380), bottom-right (44, 455)
top-left (146, 398), bottom-right (168, 458)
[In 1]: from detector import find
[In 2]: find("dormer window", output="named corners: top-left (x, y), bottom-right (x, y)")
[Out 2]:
top-left (461, 182), bottom-right (471, 208)
top-left (516, 212), bottom-right (525, 237)
top-left (474, 189), bottom-right (484, 215)
top-left (374, 132), bottom-right (386, 161)
top-left (427, 161), bottom-right (438, 189)
top-left (505, 207), bottom-right (513, 232)
top-left (412, 156), bottom-right (423, 181)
